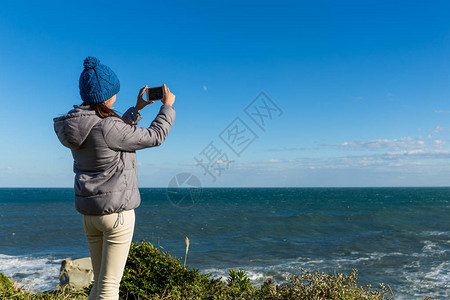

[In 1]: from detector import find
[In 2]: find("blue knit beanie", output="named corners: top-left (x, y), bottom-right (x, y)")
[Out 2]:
top-left (79, 56), bottom-right (120, 103)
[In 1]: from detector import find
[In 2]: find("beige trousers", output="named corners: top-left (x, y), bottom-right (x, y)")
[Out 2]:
top-left (83, 209), bottom-right (135, 300)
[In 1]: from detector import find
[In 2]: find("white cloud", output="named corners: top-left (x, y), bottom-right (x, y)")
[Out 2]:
top-left (175, 144), bottom-right (450, 186)
top-left (272, 136), bottom-right (447, 154)
top-left (322, 149), bottom-right (450, 170)
top-left (203, 85), bottom-right (207, 91)
top-left (180, 133), bottom-right (450, 186)
top-left (231, 149), bottom-right (450, 173)
top-left (267, 159), bottom-right (281, 163)
top-left (334, 135), bottom-right (450, 151)
top-left (433, 140), bottom-right (447, 147)
top-left (434, 110), bottom-right (450, 113)
top-left (268, 146), bottom-right (317, 152)
top-left (428, 126), bottom-right (446, 133)
top-left (380, 149), bottom-right (450, 158)
top-left (337, 137), bottom-right (426, 150)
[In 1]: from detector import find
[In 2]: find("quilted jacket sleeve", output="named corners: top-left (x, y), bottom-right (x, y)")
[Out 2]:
top-left (103, 104), bottom-right (176, 151)
top-left (122, 106), bottom-right (143, 125)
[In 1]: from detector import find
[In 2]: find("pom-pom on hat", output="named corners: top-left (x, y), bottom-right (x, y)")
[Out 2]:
top-left (79, 56), bottom-right (120, 103)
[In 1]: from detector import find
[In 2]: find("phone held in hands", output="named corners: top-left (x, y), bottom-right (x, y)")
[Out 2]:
top-left (146, 85), bottom-right (164, 101)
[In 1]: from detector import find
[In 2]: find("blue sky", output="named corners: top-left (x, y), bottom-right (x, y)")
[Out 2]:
top-left (0, 0), bottom-right (449, 187)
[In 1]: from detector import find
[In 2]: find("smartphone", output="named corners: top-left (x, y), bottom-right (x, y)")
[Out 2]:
top-left (146, 85), bottom-right (165, 101)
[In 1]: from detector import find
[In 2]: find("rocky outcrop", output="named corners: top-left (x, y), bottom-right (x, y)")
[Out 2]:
top-left (59, 257), bottom-right (93, 289)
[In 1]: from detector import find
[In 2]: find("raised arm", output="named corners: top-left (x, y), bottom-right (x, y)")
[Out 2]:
top-left (103, 104), bottom-right (176, 151)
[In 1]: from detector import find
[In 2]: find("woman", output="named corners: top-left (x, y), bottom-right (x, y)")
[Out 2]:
top-left (53, 56), bottom-right (176, 299)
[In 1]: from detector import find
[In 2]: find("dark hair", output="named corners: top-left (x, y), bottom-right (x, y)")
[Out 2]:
top-left (82, 102), bottom-right (133, 125)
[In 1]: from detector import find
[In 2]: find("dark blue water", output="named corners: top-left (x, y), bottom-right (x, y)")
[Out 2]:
top-left (0, 187), bottom-right (449, 299)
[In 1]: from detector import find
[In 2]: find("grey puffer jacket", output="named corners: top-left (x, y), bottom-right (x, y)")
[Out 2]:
top-left (53, 104), bottom-right (175, 215)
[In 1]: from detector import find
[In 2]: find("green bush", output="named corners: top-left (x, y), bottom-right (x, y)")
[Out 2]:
top-left (268, 268), bottom-right (391, 300)
top-left (118, 241), bottom-right (263, 299)
top-left (120, 241), bottom-right (212, 299)
top-left (0, 277), bottom-right (88, 300)
top-left (118, 242), bottom-right (393, 300)
top-left (0, 272), bottom-right (88, 300)
top-left (227, 269), bottom-right (252, 292)
top-left (0, 273), bottom-right (13, 295)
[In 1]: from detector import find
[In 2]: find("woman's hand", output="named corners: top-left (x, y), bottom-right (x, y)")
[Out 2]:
top-left (135, 85), bottom-right (154, 112)
top-left (162, 84), bottom-right (175, 106)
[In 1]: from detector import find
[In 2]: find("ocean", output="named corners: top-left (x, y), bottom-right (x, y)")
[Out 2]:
top-left (0, 187), bottom-right (448, 299)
